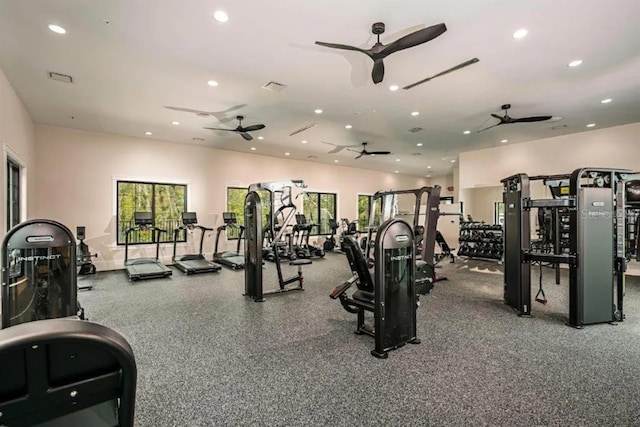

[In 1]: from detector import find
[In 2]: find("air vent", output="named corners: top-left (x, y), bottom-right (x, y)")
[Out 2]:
top-left (48, 72), bottom-right (73, 83)
top-left (262, 81), bottom-right (287, 92)
top-left (289, 123), bottom-right (317, 136)
top-left (408, 127), bottom-right (424, 133)
top-left (411, 152), bottom-right (422, 156)
top-left (192, 137), bottom-right (205, 142)
top-left (551, 124), bottom-right (568, 130)
top-left (307, 155), bottom-right (318, 159)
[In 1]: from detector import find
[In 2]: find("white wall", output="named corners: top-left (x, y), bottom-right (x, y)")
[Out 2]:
top-left (459, 122), bottom-right (640, 189)
top-left (0, 66), bottom-right (35, 233)
top-left (429, 174), bottom-right (454, 198)
top-left (34, 125), bottom-right (429, 270)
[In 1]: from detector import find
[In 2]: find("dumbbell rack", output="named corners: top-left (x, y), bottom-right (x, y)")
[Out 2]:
top-left (457, 222), bottom-right (503, 261)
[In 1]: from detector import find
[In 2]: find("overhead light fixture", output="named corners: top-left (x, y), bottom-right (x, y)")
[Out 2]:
top-left (257, 136), bottom-right (264, 140)
top-left (144, 131), bottom-right (152, 136)
top-left (426, 174), bottom-right (431, 178)
top-left (601, 98), bottom-right (612, 104)
top-left (512, 28), bottom-right (528, 39)
top-left (171, 121), bottom-right (180, 125)
top-left (314, 109), bottom-right (323, 114)
top-left (427, 165), bottom-right (432, 169)
top-left (463, 130), bottom-right (471, 135)
top-left (213, 10), bottom-right (229, 23)
top-left (285, 152), bottom-right (291, 156)
top-left (251, 147), bottom-right (256, 151)
top-left (48, 24), bottom-right (66, 34)
top-left (207, 80), bottom-right (219, 87)
top-left (586, 123), bottom-right (596, 128)
top-left (395, 158), bottom-right (400, 162)
top-left (417, 143), bottom-right (423, 147)
top-left (301, 140), bottom-right (307, 144)
top-left (568, 59), bottom-right (583, 67)
top-left (501, 139), bottom-right (508, 143)
top-left (334, 160), bottom-right (339, 163)
top-left (345, 124), bottom-right (352, 129)
top-left (411, 111), bottom-right (420, 116)
top-left (450, 159), bottom-right (456, 163)
top-left (389, 85), bottom-right (399, 91)
top-left (394, 170), bottom-right (399, 174)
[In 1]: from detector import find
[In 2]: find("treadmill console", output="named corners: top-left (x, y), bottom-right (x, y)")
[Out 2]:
top-left (223, 212), bottom-right (237, 225)
top-left (134, 212), bottom-right (153, 226)
top-left (182, 212), bottom-right (198, 225)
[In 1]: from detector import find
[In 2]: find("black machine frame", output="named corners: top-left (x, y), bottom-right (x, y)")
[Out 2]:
top-left (244, 180), bottom-right (312, 302)
top-left (330, 218), bottom-right (419, 358)
top-left (213, 212), bottom-right (245, 270)
top-left (502, 168), bottom-right (633, 327)
top-left (124, 212), bottom-right (172, 281)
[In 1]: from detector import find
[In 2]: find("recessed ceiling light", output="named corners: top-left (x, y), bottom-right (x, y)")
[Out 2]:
top-left (427, 165), bottom-right (432, 169)
top-left (389, 85), bottom-right (399, 91)
top-left (48, 24), bottom-right (66, 34)
top-left (411, 111), bottom-right (420, 116)
top-left (450, 159), bottom-right (456, 163)
top-left (213, 10), bottom-right (229, 23)
top-left (601, 98), bottom-right (612, 104)
top-left (171, 121), bottom-right (180, 125)
top-left (250, 147), bottom-right (256, 151)
top-left (586, 123), bottom-right (596, 128)
top-left (285, 152), bottom-right (290, 156)
top-left (371, 154), bottom-right (376, 157)
top-left (512, 28), bottom-right (528, 39)
top-left (395, 158), bottom-right (400, 162)
top-left (463, 130), bottom-right (471, 135)
top-left (426, 175), bottom-right (431, 178)
top-left (417, 143), bottom-right (423, 147)
top-left (257, 136), bottom-right (264, 140)
top-left (314, 109), bottom-right (323, 114)
top-left (394, 170), bottom-right (399, 173)
top-left (207, 80), bottom-right (218, 87)
top-left (334, 160), bottom-right (339, 163)
top-left (301, 140), bottom-right (307, 144)
top-left (501, 139), bottom-right (508, 143)
top-left (345, 124), bottom-right (352, 129)
top-left (568, 59), bottom-right (583, 67)
top-left (144, 131), bottom-right (152, 136)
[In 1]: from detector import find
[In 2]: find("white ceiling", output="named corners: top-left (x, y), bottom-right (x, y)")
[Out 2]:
top-left (1, 0), bottom-right (640, 177)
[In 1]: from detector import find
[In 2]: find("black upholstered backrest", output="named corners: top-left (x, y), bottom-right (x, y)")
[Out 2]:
top-left (342, 236), bottom-right (374, 293)
top-left (0, 319), bottom-right (137, 427)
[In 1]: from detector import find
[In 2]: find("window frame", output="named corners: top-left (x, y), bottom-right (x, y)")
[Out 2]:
top-left (357, 194), bottom-right (373, 232)
top-left (116, 179), bottom-right (188, 245)
top-left (225, 186), bottom-right (249, 239)
top-left (494, 201), bottom-right (505, 225)
top-left (302, 191), bottom-right (337, 236)
top-left (7, 157), bottom-right (21, 230)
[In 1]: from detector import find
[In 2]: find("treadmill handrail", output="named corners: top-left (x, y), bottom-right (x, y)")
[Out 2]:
top-left (125, 225), bottom-right (166, 263)
top-left (173, 224), bottom-right (211, 259)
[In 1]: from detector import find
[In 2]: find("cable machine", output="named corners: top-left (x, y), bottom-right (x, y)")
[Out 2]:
top-left (502, 168), bottom-right (636, 327)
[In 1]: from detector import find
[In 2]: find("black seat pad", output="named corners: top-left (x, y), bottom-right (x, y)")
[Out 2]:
top-left (342, 236), bottom-right (374, 293)
top-left (353, 290), bottom-right (375, 304)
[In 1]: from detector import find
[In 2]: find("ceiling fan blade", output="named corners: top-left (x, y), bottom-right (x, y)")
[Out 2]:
top-left (367, 151), bottom-right (391, 155)
top-left (372, 59), bottom-right (385, 84)
top-left (240, 132), bottom-right (253, 141)
top-left (204, 127), bottom-right (234, 132)
top-left (476, 123), bottom-right (503, 133)
top-left (241, 124), bottom-right (266, 132)
top-left (221, 104), bottom-right (246, 114)
top-left (165, 106), bottom-right (213, 115)
top-left (403, 57), bottom-right (479, 90)
top-left (511, 116), bottom-right (553, 123)
top-left (490, 113), bottom-right (504, 120)
top-left (354, 153), bottom-right (364, 159)
top-left (381, 23), bottom-right (447, 56)
top-left (315, 41), bottom-right (369, 55)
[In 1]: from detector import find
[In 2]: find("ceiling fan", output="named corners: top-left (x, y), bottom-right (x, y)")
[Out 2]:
top-left (204, 115), bottom-right (265, 141)
top-left (164, 104), bottom-right (246, 123)
top-left (478, 104), bottom-right (553, 133)
top-left (348, 142), bottom-right (391, 159)
top-left (321, 141), bottom-right (362, 154)
top-left (315, 21), bottom-right (447, 84)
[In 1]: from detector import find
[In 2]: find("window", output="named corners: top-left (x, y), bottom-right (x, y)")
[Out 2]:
top-left (226, 187), bottom-right (248, 238)
top-left (302, 192), bottom-right (336, 235)
top-left (7, 158), bottom-right (21, 230)
top-left (494, 201), bottom-right (505, 225)
top-left (117, 181), bottom-right (187, 244)
top-left (357, 195), bottom-right (382, 231)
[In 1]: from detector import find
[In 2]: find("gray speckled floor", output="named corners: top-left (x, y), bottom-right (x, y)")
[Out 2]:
top-left (78, 254), bottom-right (640, 426)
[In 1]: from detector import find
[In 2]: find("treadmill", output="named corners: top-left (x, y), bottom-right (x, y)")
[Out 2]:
top-left (124, 212), bottom-right (173, 281)
top-left (172, 212), bottom-right (222, 274)
top-left (213, 212), bottom-right (245, 270)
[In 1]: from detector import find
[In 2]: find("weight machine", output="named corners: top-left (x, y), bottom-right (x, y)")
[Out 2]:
top-left (502, 168), bottom-right (637, 327)
top-left (244, 180), bottom-right (312, 302)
